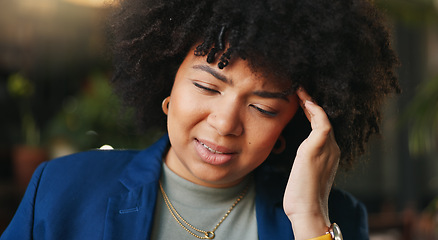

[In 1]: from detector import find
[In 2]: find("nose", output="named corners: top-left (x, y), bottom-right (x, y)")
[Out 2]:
top-left (207, 100), bottom-right (244, 136)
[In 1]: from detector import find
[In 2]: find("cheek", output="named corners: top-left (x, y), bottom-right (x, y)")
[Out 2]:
top-left (246, 109), bottom-right (297, 156)
top-left (168, 86), bottom-right (207, 132)
top-left (247, 123), bottom-right (283, 154)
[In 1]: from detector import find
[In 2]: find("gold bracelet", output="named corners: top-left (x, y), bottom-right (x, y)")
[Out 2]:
top-left (307, 233), bottom-right (332, 240)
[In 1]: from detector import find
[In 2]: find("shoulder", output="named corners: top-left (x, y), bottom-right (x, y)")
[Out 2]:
top-left (36, 134), bottom-right (170, 194)
top-left (329, 188), bottom-right (369, 240)
top-left (42, 149), bottom-right (140, 181)
top-left (40, 134), bottom-right (170, 186)
top-left (34, 149), bottom-right (143, 202)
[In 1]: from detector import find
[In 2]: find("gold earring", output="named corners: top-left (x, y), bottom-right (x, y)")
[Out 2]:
top-left (272, 135), bottom-right (286, 154)
top-left (162, 97), bottom-right (170, 115)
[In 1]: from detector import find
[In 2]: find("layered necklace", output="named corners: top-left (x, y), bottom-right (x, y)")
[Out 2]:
top-left (159, 181), bottom-right (249, 239)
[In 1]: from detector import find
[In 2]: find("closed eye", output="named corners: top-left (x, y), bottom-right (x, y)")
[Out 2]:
top-left (193, 82), bottom-right (220, 94)
top-left (251, 105), bottom-right (278, 117)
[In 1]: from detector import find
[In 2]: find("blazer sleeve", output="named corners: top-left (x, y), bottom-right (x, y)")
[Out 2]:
top-left (0, 162), bottom-right (48, 240)
top-left (328, 189), bottom-right (369, 240)
top-left (355, 200), bottom-right (369, 239)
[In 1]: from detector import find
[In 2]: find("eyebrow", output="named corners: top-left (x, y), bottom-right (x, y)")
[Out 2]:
top-left (253, 91), bottom-right (290, 101)
top-left (193, 65), bottom-right (230, 84)
top-left (192, 64), bottom-right (291, 102)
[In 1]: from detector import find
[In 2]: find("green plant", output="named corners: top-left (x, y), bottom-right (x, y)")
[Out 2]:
top-left (403, 76), bottom-right (438, 155)
top-left (46, 71), bottom-right (161, 151)
top-left (7, 73), bottom-right (40, 146)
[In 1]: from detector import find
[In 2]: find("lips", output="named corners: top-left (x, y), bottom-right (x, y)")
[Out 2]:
top-left (199, 141), bottom-right (225, 154)
top-left (194, 139), bottom-right (237, 165)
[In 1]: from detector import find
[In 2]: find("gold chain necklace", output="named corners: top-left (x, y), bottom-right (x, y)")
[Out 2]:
top-left (159, 181), bottom-right (249, 239)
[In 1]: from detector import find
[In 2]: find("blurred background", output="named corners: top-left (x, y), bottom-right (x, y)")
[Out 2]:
top-left (0, 0), bottom-right (437, 239)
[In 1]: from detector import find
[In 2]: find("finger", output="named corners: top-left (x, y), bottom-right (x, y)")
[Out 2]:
top-left (304, 100), bottom-right (331, 133)
top-left (296, 87), bottom-right (313, 121)
top-left (304, 100), bottom-right (339, 147)
top-left (296, 86), bottom-right (313, 102)
top-left (296, 88), bottom-right (331, 133)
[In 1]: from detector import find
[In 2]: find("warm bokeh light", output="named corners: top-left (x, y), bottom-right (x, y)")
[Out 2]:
top-left (63, 0), bottom-right (113, 8)
top-left (99, 144), bottom-right (114, 150)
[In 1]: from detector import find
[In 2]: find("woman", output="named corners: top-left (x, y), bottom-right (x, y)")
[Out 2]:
top-left (1, 0), bottom-right (399, 239)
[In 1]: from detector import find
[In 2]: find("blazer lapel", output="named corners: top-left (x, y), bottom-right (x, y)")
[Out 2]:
top-left (103, 135), bottom-right (169, 240)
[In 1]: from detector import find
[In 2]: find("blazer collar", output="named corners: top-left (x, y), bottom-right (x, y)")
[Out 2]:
top-left (119, 134), bottom-right (169, 190)
top-left (103, 134), bottom-right (169, 240)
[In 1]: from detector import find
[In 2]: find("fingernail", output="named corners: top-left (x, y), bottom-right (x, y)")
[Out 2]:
top-left (305, 100), bottom-right (314, 105)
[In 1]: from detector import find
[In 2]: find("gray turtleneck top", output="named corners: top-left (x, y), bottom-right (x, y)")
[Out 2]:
top-left (151, 163), bottom-right (258, 240)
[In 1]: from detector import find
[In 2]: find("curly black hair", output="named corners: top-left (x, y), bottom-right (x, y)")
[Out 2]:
top-left (109, 0), bottom-right (400, 169)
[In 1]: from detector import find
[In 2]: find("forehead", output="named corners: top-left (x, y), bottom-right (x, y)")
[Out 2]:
top-left (179, 47), bottom-right (294, 92)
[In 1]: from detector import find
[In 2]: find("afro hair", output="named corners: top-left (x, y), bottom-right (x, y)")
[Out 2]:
top-left (109, 0), bottom-right (400, 169)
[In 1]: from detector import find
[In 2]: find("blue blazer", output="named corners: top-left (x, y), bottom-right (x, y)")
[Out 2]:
top-left (1, 135), bottom-right (369, 239)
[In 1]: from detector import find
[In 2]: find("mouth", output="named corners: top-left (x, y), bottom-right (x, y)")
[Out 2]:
top-left (194, 139), bottom-right (236, 165)
top-left (196, 139), bottom-right (235, 154)
top-left (199, 142), bottom-right (226, 154)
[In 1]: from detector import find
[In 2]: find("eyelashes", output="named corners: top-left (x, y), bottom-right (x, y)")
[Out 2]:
top-left (250, 105), bottom-right (278, 117)
top-left (192, 81), bottom-right (278, 117)
top-left (193, 82), bottom-right (220, 94)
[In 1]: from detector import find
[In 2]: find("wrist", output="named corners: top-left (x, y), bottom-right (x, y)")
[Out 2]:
top-left (289, 212), bottom-right (330, 240)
